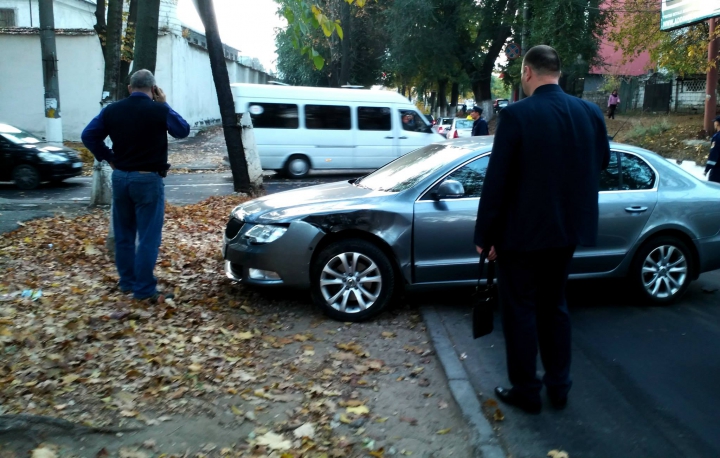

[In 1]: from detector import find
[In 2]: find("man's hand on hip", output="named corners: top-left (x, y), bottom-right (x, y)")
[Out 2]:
top-left (476, 245), bottom-right (497, 261)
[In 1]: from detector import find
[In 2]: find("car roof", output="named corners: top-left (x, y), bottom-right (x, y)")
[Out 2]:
top-left (230, 83), bottom-right (412, 105)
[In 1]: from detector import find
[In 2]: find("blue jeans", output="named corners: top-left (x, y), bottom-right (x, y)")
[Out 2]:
top-left (112, 170), bottom-right (165, 299)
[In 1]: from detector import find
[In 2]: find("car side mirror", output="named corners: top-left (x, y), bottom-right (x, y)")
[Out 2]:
top-left (434, 179), bottom-right (465, 200)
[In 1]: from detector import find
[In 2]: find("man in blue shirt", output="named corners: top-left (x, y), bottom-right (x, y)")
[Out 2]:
top-left (704, 116), bottom-right (720, 184)
top-left (470, 106), bottom-right (489, 136)
top-left (81, 69), bottom-right (190, 302)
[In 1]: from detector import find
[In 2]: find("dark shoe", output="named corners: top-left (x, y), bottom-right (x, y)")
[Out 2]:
top-left (548, 394), bottom-right (568, 410)
top-left (141, 291), bottom-right (175, 304)
top-left (494, 386), bottom-right (541, 414)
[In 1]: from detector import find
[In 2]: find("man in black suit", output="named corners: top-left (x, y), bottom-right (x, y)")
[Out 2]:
top-left (474, 45), bottom-right (610, 413)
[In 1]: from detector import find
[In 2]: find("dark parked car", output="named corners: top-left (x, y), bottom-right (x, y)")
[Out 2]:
top-left (223, 137), bottom-right (720, 321)
top-left (0, 123), bottom-right (83, 189)
top-left (493, 98), bottom-right (509, 113)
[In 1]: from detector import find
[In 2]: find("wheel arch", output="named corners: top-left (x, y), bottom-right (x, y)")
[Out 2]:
top-left (633, 228), bottom-right (700, 280)
top-left (311, 229), bottom-right (407, 287)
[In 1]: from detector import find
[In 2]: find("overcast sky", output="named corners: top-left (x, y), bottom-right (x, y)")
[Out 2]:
top-left (176, 0), bottom-right (286, 72)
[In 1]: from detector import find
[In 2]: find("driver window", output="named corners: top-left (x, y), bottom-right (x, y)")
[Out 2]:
top-left (425, 155), bottom-right (490, 199)
top-left (400, 110), bottom-right (430, 132)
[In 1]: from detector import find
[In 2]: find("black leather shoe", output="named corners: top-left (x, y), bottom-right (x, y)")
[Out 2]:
top-left (548, 394), bottom-right (567, 410)
top-left (494, 386), bottom-right (541, 414)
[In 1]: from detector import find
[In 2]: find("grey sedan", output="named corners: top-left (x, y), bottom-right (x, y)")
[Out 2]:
top-left (223, 138), bottom-right (720, 321)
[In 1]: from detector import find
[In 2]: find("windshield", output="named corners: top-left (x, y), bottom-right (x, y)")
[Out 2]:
top-left (455, 119), bottom-right (474, 129)
top-left (0, 124), bottom-right (43, 144)
top-left (355, 143), bottom-right (472, 192)
top-left (440, 118), bottom-right (453, 126)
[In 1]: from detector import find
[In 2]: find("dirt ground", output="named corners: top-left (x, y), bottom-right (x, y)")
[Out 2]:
top-left (0, 197), bottom-right (474, 458)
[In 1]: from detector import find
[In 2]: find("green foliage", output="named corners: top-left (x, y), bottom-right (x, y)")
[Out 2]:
top-left (608, 0), bottom-right (719, 77)
top-left (625, 119), bottom-right (672, 140)
top-left (491, 75), bottom-right (511, 99)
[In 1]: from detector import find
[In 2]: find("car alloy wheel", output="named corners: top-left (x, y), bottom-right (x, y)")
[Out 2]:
top-left (284, 155), bottom-right (311, 178)
top-left (311, 239), bottom-right (395, 321)
top-left (632, 236), bottom-right (692, 303)
top-left (12, 164), bottom-right (41, 190)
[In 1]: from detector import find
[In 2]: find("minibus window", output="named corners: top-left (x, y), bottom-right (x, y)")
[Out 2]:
top-left (248, 103), bottom-right (299, 129)
top-left (358, 107), bottom-right (391, 131)
top-left (306, 105), bottom-right (351, 130)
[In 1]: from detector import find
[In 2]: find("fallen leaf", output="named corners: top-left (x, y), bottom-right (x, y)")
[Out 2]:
top-left (381, 331), bottom-right (395, 338)
top-left (30, 447), bottom-right (56, 458)
top-left (118, 448), bottom-right (148, 458)
top-left (293, 422), bottom-right (316, 439)
top-left (120, 410), bottom-right (138, 417)
top-left (231, 405), bottom-right (243, 416)
top-left (437, 428), bottom-right (451, 435)
top-left (493, 408), bottom-right (505, 421)
top-left (236, 331), bottom-right (253, 340)
top-left (438, 400), bottom-right (448, 409)
top-left (548, 450), bottom-right (569, 458)
top-left (256, 431), bottom-right (292, 450)
top-left (400, 416), bottom-right (418, 426)
top-left (374, 417), bottom-right (389, 423)
top-left (188, 363), bottom-right (202, 372)
top-left (346, 405), bottom-right (369, 415)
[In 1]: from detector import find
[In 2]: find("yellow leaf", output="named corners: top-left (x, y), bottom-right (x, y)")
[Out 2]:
top-left (188, 363), bottom-right (202, 372)
top-left (231, 405), bottom-right (243, 416)
top-left (346, 405), bottom-right (369, 415)
top-left (381, 331), bottom-right (395, 338)
top-left (437, 428), bottom-right (451, 435)
top-left (120, 410), bottom-right (138, 417)
top-left (375, 417), bottom-right (389, 423)
top-left (369, 450), bottom-right (384, 458)
top-left (62, 374), bottom-right (80, 384)
top-left (339, 414), bottom-right (352, 424)
top-left (236, 331), bottom-right (253, 340)
top-left (493, 408), bottom-right (505, 422)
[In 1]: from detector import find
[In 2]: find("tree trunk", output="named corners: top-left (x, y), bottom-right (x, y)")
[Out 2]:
top-left (118, 0), bottom-right (139, 98)
top-left (450, 82), bottom-right (459, 108)
top-left (339, 0), bottom-right (352, 86)
top-left (429, 91), bottom-right (437, 114)
top-left (194, 0), bottom-right (254, 194)
top-left (133, 0), bottom-right (161, 74)
top-left (437, 79), bottom-right (448, 116)
top-left (100, 0), bottom-right (123, 106)
top-left (93, 0), bottom-right (107, 61)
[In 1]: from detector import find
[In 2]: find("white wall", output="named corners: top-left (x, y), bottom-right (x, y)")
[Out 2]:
top-left (0, 0), bottom-right (95, 28)
top-left (0, 33), bottom-right (103, 140)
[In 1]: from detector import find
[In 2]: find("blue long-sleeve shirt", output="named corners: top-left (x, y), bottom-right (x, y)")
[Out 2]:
top-left (81, 92), bottom-right (190, 166)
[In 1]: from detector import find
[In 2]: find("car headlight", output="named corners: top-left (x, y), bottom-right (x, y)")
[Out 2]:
top-left (243, 224), bottom-right (287, 244)
top-left (38, 152), bottom-right (68, 163)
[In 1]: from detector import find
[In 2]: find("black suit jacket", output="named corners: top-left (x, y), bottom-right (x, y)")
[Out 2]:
top-left (474, 84), bottom-right (610, 252)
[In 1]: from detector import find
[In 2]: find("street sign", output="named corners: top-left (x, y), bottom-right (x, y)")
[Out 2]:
top-left (505, 43), bottom-right (521, 60)
top-left (661, 0), bottom-right (720, 31)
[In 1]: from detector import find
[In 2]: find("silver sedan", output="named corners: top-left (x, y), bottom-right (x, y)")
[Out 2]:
top-left (222, 138), bottom-right (720, 321)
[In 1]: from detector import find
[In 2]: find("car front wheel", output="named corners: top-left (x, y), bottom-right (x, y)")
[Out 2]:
top-left (311, 239), bottom-right (396, 322)
top-left (630, 236), bottom-right (693, 304)
top-left (13, 164), bottom-right (41, 190)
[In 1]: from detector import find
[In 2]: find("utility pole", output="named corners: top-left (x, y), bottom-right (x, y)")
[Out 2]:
top-left (704, 17), bottom-right (719, 136)
top-left (38, 0), bottom-right (62, 144)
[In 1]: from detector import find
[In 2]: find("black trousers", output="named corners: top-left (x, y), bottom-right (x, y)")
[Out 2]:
top-left (608, 104), bottom-right (617, 119)
top-left (496, 246), bottom-right (576, 402)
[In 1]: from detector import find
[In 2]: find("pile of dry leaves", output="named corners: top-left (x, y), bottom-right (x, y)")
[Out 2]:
top-left (0, 196), bottom-right (471, 457)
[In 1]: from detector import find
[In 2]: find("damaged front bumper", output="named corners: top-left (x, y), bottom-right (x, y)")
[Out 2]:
top-left (222, 218), bottom-right (325, 288)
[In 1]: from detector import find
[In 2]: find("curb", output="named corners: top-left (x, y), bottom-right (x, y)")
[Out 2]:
top-left (422, 306), bottom-right (506, 458)
top-left (0, 200), bottom-right (95, 211)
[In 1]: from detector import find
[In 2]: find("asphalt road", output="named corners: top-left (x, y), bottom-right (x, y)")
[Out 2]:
top-left (3, 171), bottom-right (720, 458)
top-left (422, 273), bottom-right (720, 458)
top-left (0, 171), bottom-right (363, 206)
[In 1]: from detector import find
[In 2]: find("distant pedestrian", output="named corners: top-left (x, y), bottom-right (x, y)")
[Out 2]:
top-left (704, 115), bottom-right (720, 183)
top-left (474, 45), bottom-right (610, 414)
top-left (470, 106), bottom-right (489, 136)
top-left (456, 105), bottom-right (467, 118)
top-left (607, 89), bottom-right (620, 119)
top-left (81, 69), bottom-right (190, 302)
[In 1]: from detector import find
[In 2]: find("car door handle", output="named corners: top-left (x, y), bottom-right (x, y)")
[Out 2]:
top-left (399, 136), bottom-right (408, 140)
top-left (625, 206), bottom-right (648, 213)
top-left (384, 136), bottom-right (395, 139)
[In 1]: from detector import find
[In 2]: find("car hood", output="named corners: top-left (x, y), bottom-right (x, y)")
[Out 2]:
top-left (20, 143), bottom-right (80, 158)
top-left (233, 180), bottom-right (395, 224)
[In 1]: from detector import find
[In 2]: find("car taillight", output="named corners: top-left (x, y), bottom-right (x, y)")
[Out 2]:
top-left (438, 127), bottom-right (444, 132)
top-left (453, 130), bottom-right (459, 138)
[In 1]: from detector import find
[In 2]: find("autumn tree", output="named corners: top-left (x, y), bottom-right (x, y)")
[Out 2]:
top-left (608, 0), bottom-right (720, 77)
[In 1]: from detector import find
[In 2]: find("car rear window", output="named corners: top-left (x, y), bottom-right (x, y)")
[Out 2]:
top-left (455, 119), bottom-right (474, 129)
top-left (306, 105), bottom-right (351, 130)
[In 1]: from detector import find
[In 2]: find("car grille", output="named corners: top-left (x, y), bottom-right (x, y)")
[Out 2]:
top-left (225, 218), bottom-right (244, 239)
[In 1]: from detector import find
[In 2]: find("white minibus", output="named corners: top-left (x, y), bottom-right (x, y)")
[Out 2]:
top-left (231, 83), bottom-right (444, 177)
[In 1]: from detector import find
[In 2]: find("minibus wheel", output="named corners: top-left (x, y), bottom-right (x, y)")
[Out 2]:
top-left (283, 155), bottom-right (311, 178)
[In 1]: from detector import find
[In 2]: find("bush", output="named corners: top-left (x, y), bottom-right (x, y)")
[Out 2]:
top-left (625, 119), bottom-right (672, 140)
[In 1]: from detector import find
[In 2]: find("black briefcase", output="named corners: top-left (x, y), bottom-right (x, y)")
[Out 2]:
top-left (472, 253), bottom-right (497, 339)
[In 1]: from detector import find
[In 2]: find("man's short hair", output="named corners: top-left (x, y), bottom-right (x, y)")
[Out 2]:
top-left (523, 45), bottom-right (561, 77)
top-left (129, 69), bottom-right (156, 89)
top-left (472, 106), bottom-right (483, 114)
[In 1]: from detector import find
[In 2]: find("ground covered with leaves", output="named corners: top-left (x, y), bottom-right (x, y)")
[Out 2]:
top-left (0, 196), bottom-right (472, 457)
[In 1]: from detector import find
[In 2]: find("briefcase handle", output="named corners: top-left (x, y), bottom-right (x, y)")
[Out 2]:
top-left (477, 252), bottom-right (496, 290)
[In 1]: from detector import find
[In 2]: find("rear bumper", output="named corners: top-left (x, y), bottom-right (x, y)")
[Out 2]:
top-left (695, 234), bottom-right (720, 274)
top-left (222, 219), bottom-right (325, 287)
